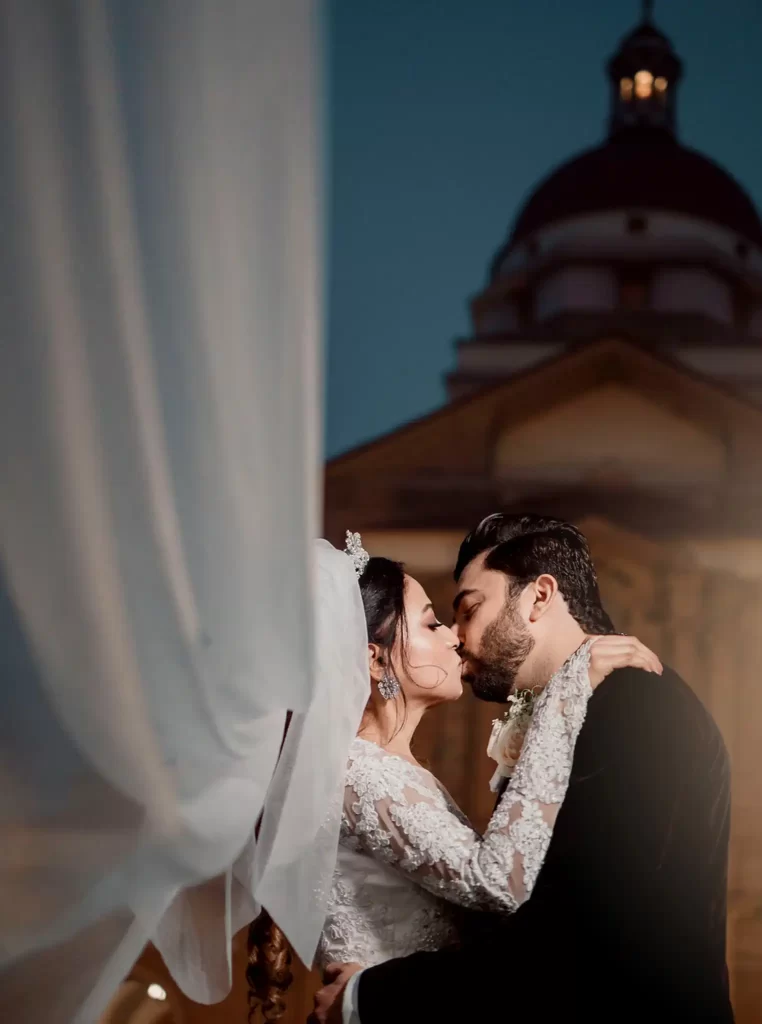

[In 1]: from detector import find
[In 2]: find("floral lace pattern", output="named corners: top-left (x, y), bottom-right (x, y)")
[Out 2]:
top-left (317, 860), bottom-right (460, 967)
top-left (317, 641), bottom-right (594, 967)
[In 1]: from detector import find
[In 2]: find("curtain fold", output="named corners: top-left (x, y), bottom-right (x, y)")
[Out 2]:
top-left (0, 1), bottom-right (323, 1019)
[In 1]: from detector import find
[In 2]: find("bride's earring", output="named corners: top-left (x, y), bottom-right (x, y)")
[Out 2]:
top-left (377, 671), bottom-right (401, 701)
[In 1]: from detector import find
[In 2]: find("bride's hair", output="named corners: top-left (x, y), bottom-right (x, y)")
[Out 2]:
top-left (246, 910), bottom-right (293, 1023)
top-left (246, 556), bottom-right (407, 1021)
top-left (357, 556), bottom-right (408, 673)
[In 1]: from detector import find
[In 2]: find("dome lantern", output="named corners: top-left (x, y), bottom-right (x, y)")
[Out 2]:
top-left (607, 2), bottom-right (683, 139)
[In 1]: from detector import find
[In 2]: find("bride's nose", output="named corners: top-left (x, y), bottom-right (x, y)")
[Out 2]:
top-left (442, 624), bottom-right (459, 649)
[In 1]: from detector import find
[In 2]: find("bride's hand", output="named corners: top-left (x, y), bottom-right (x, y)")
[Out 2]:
top-left (587, 634), bottom-right (662, 689)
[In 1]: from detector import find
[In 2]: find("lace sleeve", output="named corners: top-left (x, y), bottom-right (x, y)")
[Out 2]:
top-left (480, 638), bottom-right (594, 903)
top-left (343, 641), bottom-right (594, 913)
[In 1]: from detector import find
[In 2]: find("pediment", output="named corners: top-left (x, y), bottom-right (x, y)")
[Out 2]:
top-left (493, 382), bottom-right (727, 487)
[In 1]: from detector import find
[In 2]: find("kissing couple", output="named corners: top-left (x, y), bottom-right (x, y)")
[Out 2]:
top-left (247, 513), bottom-right (733, 1024)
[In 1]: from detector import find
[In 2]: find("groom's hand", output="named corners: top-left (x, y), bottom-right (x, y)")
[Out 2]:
top-left (311, 962), bottom-right (363, 1024)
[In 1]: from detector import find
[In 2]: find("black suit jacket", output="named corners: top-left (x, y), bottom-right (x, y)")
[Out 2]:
top-left (357, 667), bottom-right (734, 1023)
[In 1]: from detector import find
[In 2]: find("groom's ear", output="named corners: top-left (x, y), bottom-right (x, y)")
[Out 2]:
top-left (527, 573), bottom-right (560, 623)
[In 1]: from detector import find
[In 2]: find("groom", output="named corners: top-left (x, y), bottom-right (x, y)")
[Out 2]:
top-left (315, 513), bottom-right (734, 1022)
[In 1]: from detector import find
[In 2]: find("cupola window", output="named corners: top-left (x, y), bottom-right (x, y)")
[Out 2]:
top-left (634, 69), bottom-right (654, 99)
top-left (620, 77), bottom-right (634, 100)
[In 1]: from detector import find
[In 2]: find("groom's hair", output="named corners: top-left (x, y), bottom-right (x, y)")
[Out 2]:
top-left (454, 513), bottom-right (616, 635)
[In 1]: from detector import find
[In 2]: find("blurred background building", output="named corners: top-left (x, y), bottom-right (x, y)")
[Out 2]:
top-left (325, 7), bottom-right (762, 1021)
top-left (115, 5), bottom-right (762, 1022)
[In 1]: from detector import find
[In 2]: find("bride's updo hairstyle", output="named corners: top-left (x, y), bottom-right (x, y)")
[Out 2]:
top-left (357, 556), bottom-right (408, 682)
top-left (246, 557), bottom-right (408, 1021)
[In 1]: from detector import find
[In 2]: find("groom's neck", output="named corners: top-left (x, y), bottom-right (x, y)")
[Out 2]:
top-left (524, 617), bottom-right (588, 692)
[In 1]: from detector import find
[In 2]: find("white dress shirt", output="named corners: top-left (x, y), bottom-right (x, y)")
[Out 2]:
top-left (342, 971), bottom-right (363, 1024)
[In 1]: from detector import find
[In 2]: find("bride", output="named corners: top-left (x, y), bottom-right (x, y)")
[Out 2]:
top-left (246, 534), bottom-right (661, 1020)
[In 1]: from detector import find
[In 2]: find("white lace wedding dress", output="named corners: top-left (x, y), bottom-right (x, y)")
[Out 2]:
top-left (317, 641), bottom-right (594, 968)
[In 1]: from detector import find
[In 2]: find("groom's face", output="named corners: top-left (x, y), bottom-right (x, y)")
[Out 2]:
top-left (452, 552), bottom-right (535, 702)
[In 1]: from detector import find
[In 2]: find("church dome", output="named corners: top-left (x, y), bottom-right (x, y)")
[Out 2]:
top-left (501, 6), bottom-right (762, 258)
top-left (453, 6), bottom-right (762, 408)
top-left (509, 131), bottom-right (762, 247)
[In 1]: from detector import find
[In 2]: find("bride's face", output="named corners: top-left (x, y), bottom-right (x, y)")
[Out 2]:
top-left (394, 575), bottom-right (463, 705)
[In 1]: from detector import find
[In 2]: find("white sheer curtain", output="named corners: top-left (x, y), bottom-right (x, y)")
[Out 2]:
top-left (0, 1), bottom-right (329, 1020)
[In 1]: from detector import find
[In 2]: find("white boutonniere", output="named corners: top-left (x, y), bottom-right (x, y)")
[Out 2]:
top-left (487, 689), bottom-right (536, 792)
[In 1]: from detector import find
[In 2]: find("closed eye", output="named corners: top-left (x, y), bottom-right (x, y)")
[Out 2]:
top-left (428, 620), bottom-right (445, 631)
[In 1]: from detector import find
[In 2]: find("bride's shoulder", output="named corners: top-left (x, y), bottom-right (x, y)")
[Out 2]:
top-left (347, 736), bottom-right (387, 771)
top-left (345, 738), bottom-right (439, 799)
top-left (348, 736), bottom-right (383, 758)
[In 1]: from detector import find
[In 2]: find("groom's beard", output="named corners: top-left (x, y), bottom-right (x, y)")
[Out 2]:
top-left (462, 602), bottom-right (535, 703)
